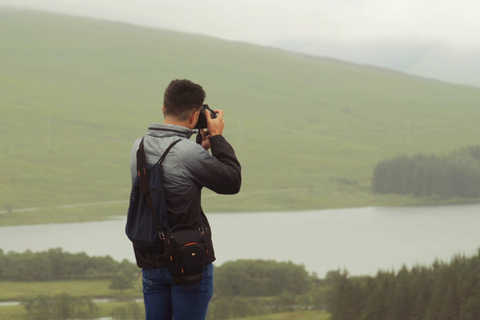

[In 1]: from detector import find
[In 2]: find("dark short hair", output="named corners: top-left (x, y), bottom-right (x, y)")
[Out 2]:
top-left (163, 79), bottom-right (206, 121)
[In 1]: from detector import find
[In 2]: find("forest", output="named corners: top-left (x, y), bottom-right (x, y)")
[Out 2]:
top-left (0, 248), bottom-right (137, 281)
top-left (3, 248), bottom-right (480, 319)
top-left (0, 250), bottom-right (318, 319)
top-left (372, 145), bottom-right (480, 199)
top-left (326, 249), bottom-right (480, 320)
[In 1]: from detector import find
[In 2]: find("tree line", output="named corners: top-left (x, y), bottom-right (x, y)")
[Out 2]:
top-left (0, 250), bottom-right (319, 319)
top-left (0, 248), bottom-right (137, 281)
top-left (371, 145), bottom-right (480, 199)
top-left (326, 249), bottom-right (480, 320)
top-left (8, 248), bottom-right (480, 320)
top-left (207, 252), bottom-right (480, 320)
top-left (207, 259), bottom-right (323, 319)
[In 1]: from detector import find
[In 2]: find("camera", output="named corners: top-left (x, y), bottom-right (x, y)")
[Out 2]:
top-left (194, 104), bottom-right (217, 129)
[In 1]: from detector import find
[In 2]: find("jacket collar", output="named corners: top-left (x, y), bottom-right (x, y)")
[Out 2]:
top-left (146, 123), bottom-right (194, 139)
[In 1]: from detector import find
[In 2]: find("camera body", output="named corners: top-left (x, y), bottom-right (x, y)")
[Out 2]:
top-left (194, 104), bottom-right (217, 129)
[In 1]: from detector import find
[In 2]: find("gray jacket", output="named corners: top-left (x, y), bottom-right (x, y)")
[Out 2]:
top-left (130, 123), bottom-right (241, 268)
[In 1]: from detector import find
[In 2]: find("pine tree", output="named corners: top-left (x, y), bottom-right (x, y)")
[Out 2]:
top-left (328, 270), bottom-right (364, 320)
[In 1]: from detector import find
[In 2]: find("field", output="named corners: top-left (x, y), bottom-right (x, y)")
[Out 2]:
top-left (0, 279), bottom-right (140, 301)
top-left (0, 279), bottom-right (329, 320)
top-left (231, 311), bottom-right (330, 320)
top-left (0, 301), bottom-right (147, 320)
top-left (0, 278), bottom-right (141, 320)
top-left (0, 304), bottom-right (329, 320)
top-left (1, 7), bottom-right (480, 225)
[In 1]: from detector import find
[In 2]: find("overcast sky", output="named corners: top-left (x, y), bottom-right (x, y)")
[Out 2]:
top-left (2, 0), bottom-right (480, 87)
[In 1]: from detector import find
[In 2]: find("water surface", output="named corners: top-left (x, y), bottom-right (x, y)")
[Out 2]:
top-left (1, 204), bottom-right (479, 277)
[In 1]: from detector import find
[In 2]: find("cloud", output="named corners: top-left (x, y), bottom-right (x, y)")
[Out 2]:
top-left (2, 0), bottom-right (479, 46)
top-left (1, 0), bottom-right (479, 87)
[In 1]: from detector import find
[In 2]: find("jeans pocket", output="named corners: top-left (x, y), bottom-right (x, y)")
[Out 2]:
top-left (142, 272), bottom-right (154, 293)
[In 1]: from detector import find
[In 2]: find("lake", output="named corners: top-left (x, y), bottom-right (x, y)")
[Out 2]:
top-left (1, 204), bottom-right (480, 277)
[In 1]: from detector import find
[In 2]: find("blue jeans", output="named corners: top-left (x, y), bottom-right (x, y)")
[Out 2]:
top-left (142, 263), bottom-right (213, 320)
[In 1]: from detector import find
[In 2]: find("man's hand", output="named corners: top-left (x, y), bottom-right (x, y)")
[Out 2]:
top-left (206, 109), bottom-right (224, 137)
top-left (200, 129), bottom-right (211, 150)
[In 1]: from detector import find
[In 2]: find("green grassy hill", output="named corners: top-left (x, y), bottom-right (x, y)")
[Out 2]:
top-left (1, 8), bottom-right (480, 225)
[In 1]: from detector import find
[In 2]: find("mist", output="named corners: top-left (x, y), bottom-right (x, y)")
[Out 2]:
top-left (273, 38), bottom-right (480, 87)
top-left (2, 2), bottom-right (480, 318)
top-left (1, 0), bottom-right (479, 87)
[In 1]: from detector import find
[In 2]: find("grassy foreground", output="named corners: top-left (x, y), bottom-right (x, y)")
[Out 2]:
top-left (231, 311), bottom-right (330, 320)
top-left (0, 279), bottom-right (329, 320)
top-left (1, 8), bottom-right (480, 226)
top-left (0, 306), bottom-right (330, 320)
top-left (0, 305), bottom-right (24, 320)
top-left (0, 302), bottom-right (147, 320)
top-left (0, 278), bottom-right (142, 320)
top-left (0, 279), bottom-right (140, 301)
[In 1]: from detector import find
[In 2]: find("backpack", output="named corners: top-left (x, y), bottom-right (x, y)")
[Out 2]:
top-left (125, 137), bottom-right (180, 251)
top-left (125, 137), bottom-right (206, 284)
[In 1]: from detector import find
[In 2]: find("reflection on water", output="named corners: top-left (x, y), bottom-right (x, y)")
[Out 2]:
top-left (0, 301), bottom-right (20, 307)
top-left (1, 204), bottom-right (480, 277)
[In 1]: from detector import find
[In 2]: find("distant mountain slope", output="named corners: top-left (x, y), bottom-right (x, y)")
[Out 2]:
top-left (274, 39), bottom-right (480, 89)
top-left (1, 7), bottom-right (480, 221)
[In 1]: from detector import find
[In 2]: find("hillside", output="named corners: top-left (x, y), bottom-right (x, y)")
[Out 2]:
top-left (1, 7), bottom-right (480, 224)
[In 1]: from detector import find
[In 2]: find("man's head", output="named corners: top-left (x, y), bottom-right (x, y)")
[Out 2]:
top-left (163, 79), bottom-right (206, 123)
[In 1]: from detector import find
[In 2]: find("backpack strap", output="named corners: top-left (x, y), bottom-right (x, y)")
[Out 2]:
top-left (157, 139), bottom-right (182, 164)
top-left (136, 138), bottom-right (150, 197)
top-left (136, 137), bottom-right (182, 236)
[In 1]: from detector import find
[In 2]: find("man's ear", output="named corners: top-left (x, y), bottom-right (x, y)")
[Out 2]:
top-left (162, 106), bottom-right (168, 119)
top-left (189, 110), bottom-right (200, 126)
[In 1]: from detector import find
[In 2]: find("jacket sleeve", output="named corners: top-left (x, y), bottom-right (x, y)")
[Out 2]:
top-left (184, 135), bottom-right (242, 195)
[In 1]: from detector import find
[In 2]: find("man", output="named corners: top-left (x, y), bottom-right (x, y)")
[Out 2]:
top-left (129, 79), bottom-right (241, 320)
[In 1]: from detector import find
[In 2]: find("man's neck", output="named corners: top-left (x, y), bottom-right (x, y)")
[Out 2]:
top-left (163, 118), bottom-right (194, 130)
